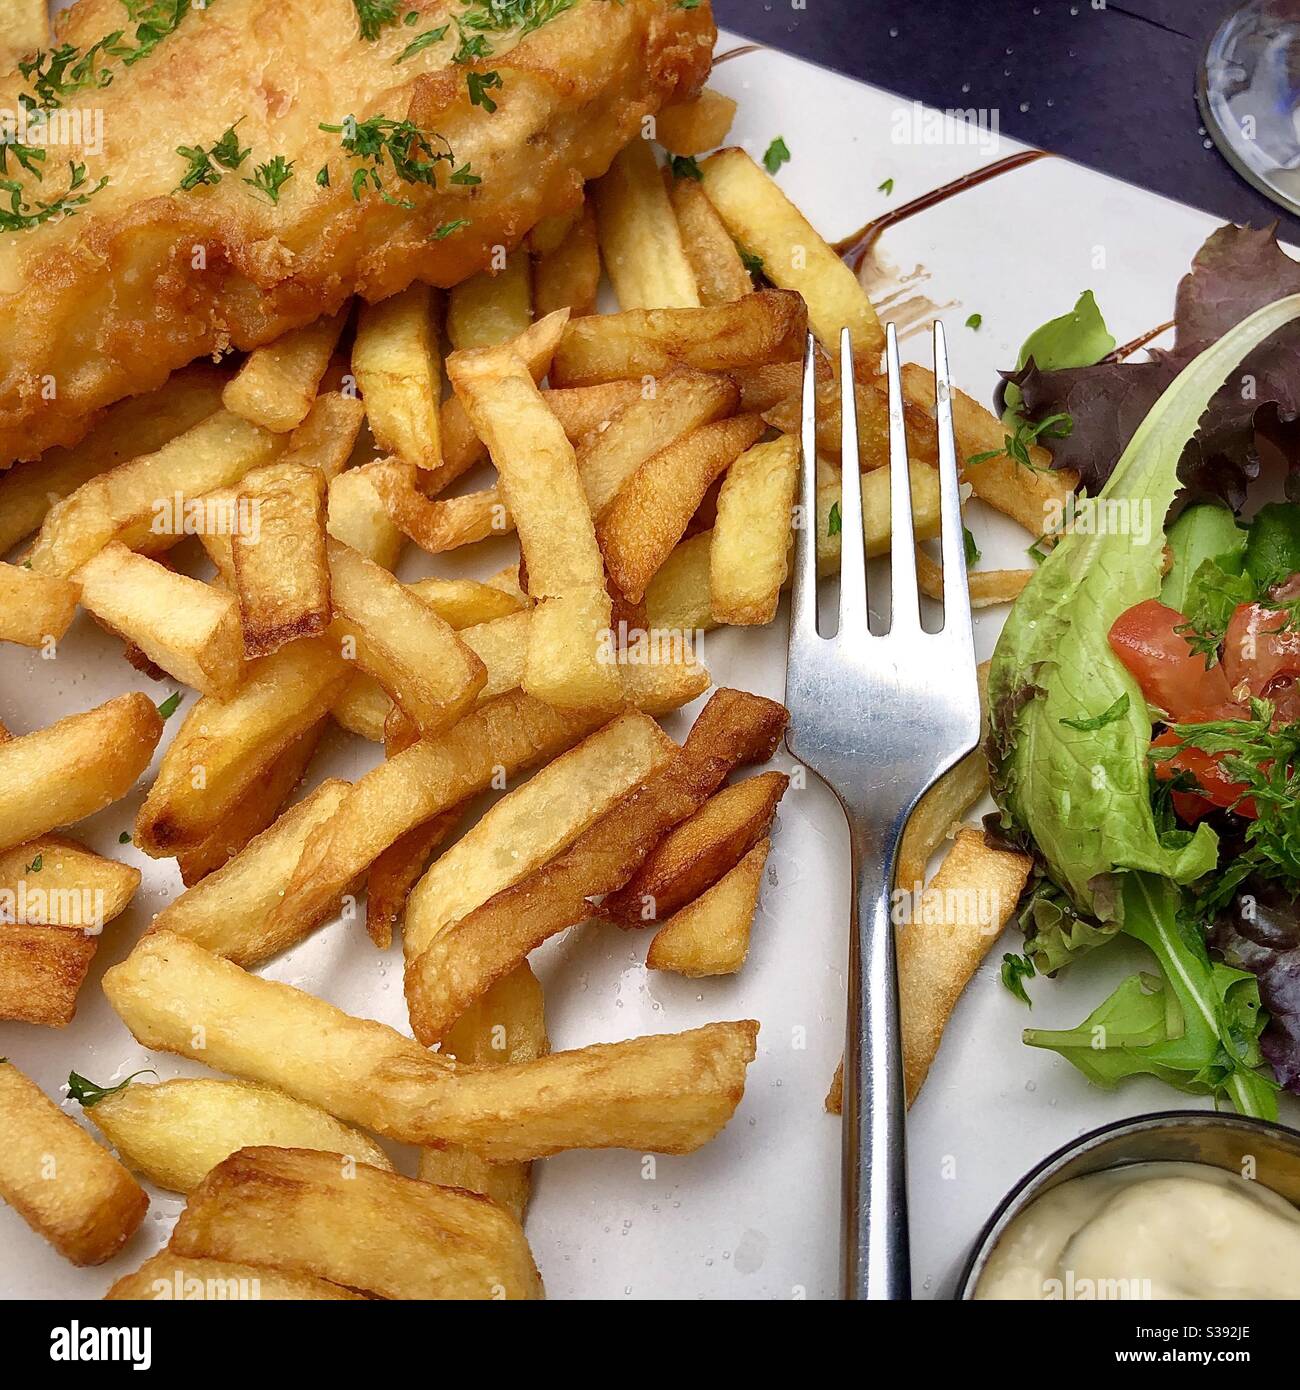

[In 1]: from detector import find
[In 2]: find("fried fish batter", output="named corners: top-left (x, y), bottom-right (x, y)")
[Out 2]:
top-left (0, 0), bottom-right (714, 465)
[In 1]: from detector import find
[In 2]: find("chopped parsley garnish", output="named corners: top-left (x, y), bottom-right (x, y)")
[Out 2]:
top-left (1000, 952), bottom-right (1036, 1006)
top-left (25, 854), bottom-right (42, 874)
top-left (432, 218), bottom-right (471, 239)
top-left (0, 163), bottom-right (108, 234)
top-left (1059, 693), bottom-right (1130, 732)
top-left (827, 501), bottom-right (842, 537)
top-left (763, 136), bottom-right (790, 175)
top-left (395, 25), bottom-right (449, 62)
top-left (467, 70), bottom-right (503, 112)
top-left (450, 162), bottom-right (481, 185)
top-left (119, 831), bottom-right (132, 844)
top-left (962, 524), bottom-right (980, 568)
top-left (320, 114), bottom-right (455, 202)
top-left (157, 691), bottom-right (182, 719)
top-left (67, 1069), bottom-right (156, 1108)
top-left (877, 176), bottom-right (894, 195)
top-left (174, 122), bottom-right (249, 193)
top-left (352, 0), bottom-right (402, 41)
top-left (966, 412), bottom-right (1070, 473)
top-left (675, 0), bottom-right (703, 8)
top-left (737, 244), bottom-right (764, 276)
top-left (244, 154), bottom-right (295, 204)
top-left (121, 0), bottom-right (201, 66)
top-left (669, 154), bottom-right (703, 181)
top-left (965, 312), bottom-right (982, 330)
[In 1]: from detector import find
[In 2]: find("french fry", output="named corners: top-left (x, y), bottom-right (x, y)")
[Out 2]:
top-left (655, 89), bottom-right (738, 154)
top-left (594, 139), bottom-right (700, 310)
top-left (817, 461), bottom-right (941, 570)
top-left (367, 460), bottom-right (512, 553)
top-left (447, 251), bottom-right (533, 349)
top-left (0, 835), bottom-right (139, 928)
top-left (543, 380), bottom-right (645, 442)
top-left (326, 466), bottom-right (404, 568)
top-left (0, 694), bottom-right (162, 853)
top-left (407, 575), bottom-right (527, 627)
top-left (175, 719), bottom-right (324, 886)
top-left (0, 0), bottom-right (49, 72)
top-left (0, 1062), bottom-right (147, 1265)
top-left (896, 829), bottom-right (1032, 1101)
top-left (107, 1252), bottom-right (362, 1301)
top-left (327, 538), bottom-right (486, 734)
top-left (700, 148), bottom-right (885, 358)
top-left (764, 374), bottom-right (940, 468)
top-left (135, 641), bottom-right (349, 856)
top-left (894, 659), bottom-right (991, 897)
top-left (280, 391), bottom-right (366, 480)
top-left (427, 310), bottom-right (571, 496)
top-left (603, 769), bottom-right (787, 925)
top-left (828, 829), bottom-right (1032, 1112)
top-left (914, 547), bottom-right (1034, 609)
top-left (104, 931), bottom-right (760, 1160)
top-left (576, 369), bottom-right (739, 517)
top-left (528, 205), bottom-right (583, 256)
top-left (447, 343), bottom-right (622, 712)
top-left (151, 779), bottom-right (352, 965)
top-left (267, 691), bottom-right (614, 941)
top-left (0, 562), bottom-right (79, 647)
top-left (79, 1078), bottom-right (391, 1193)
top-left (232, 463), bottom-right (331, 657)
top-left (647, 836), bottom-right (769, 977)
top-left (710, 435), bottom-right (798, 624)
top-left (645, 530), bottom-right (717, 632)
top-left (28, 411), bottom-right (286, 579)
top-left (353, 283), bottom-right (442, 471)
top-left (406, 689), bottom-right (787, 1042)
top-left (170, 1146), bottom-right (543, 1300)
top-left (0, 925), bottom-right (97, 1027)
top-left (0, 366), bottom-right (226, 558)
top-left (74, 543), bottom-right (245, 695)
top-left (418, 963), bottom-right (548, 1222)
top-left (533, 201), bottom-right (601, 319)
top-left (222, 309), bottom-right (348, 433)
top-left (551, 289), bottom-right (806, 388)
top-left (0, 833), bottom-right (139, 1026)
top-left (330, 672), bottom-right (394, 742)
top-left (901, 364), bottom-right (1078, 538)
top-left (364, 807), bottom-right (463, 950)
top-left (598, 413), bottom-right (765, 602)
top-left (343, 607), bottom-right (707, 739)
top-left (404, 710), bottom-right (676, 964)
top-left (668, 173), bottom-right (754, 305)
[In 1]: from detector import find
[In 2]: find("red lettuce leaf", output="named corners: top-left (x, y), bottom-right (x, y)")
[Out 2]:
top-left (1010, 224), bottom-right (1300, 507)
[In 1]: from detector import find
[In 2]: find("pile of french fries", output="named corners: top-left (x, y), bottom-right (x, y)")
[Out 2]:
top-left (0, 85), bottom-right (1053, 1299)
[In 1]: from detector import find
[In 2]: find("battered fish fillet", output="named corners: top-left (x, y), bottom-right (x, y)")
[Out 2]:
top-left (0, 0), bottom-right (715, 465)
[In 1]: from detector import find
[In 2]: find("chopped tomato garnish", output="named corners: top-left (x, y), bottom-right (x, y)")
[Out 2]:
top-left (1222, 602), bottom-right (1300, 695)
top-left (1151, 702), bottom-right (1257, 821)
top-left (1108, 599), bottom-right (1233, 719)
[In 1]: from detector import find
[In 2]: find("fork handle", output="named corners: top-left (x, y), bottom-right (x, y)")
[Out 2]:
top-left (842, 826), bottom-right (911, 1300)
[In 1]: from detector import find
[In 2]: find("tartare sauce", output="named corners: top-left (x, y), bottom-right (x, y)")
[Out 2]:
top-left (975, 1161), bottom-right (1300, 1300)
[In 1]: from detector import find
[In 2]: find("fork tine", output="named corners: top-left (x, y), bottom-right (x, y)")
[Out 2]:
top-left (836, 328), bottom-right (870, 642)
top-left (788, 331), bottom-right (820, 645)
top-left (932, 321), bottom-right (973, 643)
top-left (885, 323), bottom-right (920, 632)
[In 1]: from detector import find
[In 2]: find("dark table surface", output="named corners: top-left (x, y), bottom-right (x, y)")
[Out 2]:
top-left (713, 0), bottom-right (1300, 239)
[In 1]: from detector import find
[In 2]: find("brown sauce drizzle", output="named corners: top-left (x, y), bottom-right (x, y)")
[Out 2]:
top-left (714, 43), bottom-right (765, 64)
top-left (1102, 320), bottom-right (1175, 362)
top-left (833, 151), bottom-right (1052, 273)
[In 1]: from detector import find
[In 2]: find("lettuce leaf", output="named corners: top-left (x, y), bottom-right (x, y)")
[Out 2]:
top-left (1160, 500), bottom-right (1245, 615)
top-left (1000, 289), bottom-right (1116, 428)
top-left (988, 298), bottom-right (1300, 915)
top-left (1025, 874), bottom-right (1276, 1117)
top-left (1009, 225), bottom-right (1300, 504)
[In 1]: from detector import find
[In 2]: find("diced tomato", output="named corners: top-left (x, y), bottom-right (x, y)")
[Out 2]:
top-left (1152, 701), bottom-right (1257, 822)
top-left (1108, 599), bottom-right (1233, 719)
top-left (1222, 602), bottom-right (1300, 696)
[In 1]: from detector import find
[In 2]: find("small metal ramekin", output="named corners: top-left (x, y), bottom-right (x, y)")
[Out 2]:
top-left (953, 1109), bottom-right (1300, 1300)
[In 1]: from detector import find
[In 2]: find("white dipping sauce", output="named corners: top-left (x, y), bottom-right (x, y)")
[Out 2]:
top-left (975, 1161), bottom-right (1300, 1300)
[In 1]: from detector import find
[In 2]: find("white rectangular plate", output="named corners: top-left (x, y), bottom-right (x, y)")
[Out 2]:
top-left (3, 20), bottom-right (1293, 1301)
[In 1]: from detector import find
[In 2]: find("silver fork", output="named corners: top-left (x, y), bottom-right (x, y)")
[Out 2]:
top-left (784, 322), bottom-right (979, 1300)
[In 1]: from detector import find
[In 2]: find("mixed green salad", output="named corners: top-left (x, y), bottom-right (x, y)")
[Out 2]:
top-left (985, 225), bottom-right (1300, 1119)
